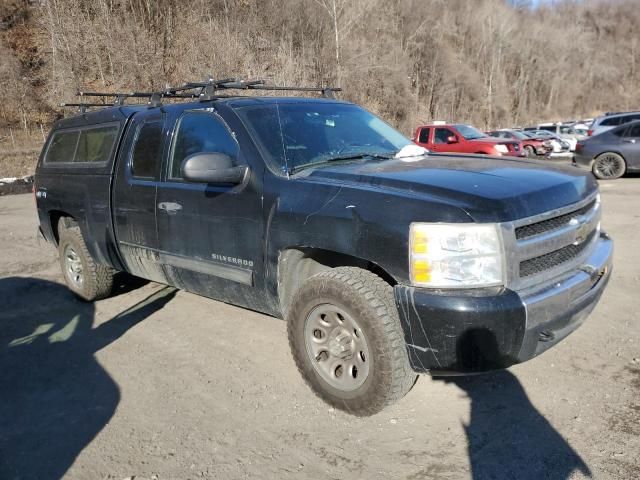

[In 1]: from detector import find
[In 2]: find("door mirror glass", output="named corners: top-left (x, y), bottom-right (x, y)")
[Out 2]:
top-left (447, 135), bottom-right (458, 144)
top-left (181, 153), bottom-right (248, 184)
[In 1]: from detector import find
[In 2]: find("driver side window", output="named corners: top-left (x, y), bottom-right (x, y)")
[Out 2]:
top-left (434, 128), bottom-right (453, 144)
top-left (169, 112), bottom-right (239, 180)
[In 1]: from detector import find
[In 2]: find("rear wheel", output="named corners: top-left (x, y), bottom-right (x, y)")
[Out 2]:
top-left (592, 152), bottom-right (626, 180)
top-left (58, 221), bottom-right (114, 301)
top-left (287, 267), bottom-right (417, 416)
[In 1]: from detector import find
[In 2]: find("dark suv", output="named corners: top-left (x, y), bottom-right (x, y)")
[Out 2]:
top-left (574, 120), bottom-right (640, 179)
top-left (34, 79), bottom-right (613, 416)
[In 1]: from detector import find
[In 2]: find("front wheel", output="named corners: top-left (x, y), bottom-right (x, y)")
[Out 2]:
top-left (592, 152), bottom-right (626, 180)
top-left (287, 267), bottom-right (417, 416)
top-left (524, 145), bottom-right (535, 157)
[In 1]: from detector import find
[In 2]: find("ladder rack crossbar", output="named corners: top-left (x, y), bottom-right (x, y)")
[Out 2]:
top-left (62, 77), bottom-right (341, 111)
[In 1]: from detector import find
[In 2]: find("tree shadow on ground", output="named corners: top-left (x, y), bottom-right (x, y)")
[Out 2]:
top-left (0, 277), bottom-right (176, 480)
top-left (438, 329), bottom-right (591, 480)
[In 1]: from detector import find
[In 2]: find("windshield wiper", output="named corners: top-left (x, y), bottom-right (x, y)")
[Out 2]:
top-left (288, 152), bottom-right (394, 175)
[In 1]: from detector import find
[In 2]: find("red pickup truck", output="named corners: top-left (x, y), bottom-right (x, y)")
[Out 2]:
top-left (413, 123), bottom-right (524, 157)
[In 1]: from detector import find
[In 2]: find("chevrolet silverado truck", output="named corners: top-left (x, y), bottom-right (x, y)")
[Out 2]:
top-left (34, 79), bottom-right (613, 416)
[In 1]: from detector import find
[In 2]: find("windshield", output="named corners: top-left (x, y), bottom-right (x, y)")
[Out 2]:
top-left (535, 130), bottom-right (558, 138)
top-left (453, 124), bottom-right (487, 140)
top-left (508, 131), bottom-right (528, 140)
top-left (235, 102), bottom-right (411, 174)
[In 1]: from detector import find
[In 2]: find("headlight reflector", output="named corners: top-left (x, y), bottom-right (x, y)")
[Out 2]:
top-left (409, 223), bottom-right (504, 288)
top-left (494, 144), bottom-right (509, 154)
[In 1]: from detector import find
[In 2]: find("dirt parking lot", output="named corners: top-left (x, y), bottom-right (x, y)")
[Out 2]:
top-left (0, 177), bottom-right (638, 480)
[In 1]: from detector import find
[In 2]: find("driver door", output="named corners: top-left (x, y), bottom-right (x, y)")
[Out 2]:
top-left (619, 123), bottom-right (640, 167)
top-left (432, 127), bottom-right (459, 152)
top-left (155, 110), bottom-right (265, 311)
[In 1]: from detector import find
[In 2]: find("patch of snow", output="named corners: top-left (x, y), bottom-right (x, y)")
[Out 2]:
top-left (394, 144), bottom-right (429, 161)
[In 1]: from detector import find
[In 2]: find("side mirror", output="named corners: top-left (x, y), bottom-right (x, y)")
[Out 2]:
top-left (447, 135), bottom-right (458, 144)
top-left (181, 153), bottom-right (248, 185)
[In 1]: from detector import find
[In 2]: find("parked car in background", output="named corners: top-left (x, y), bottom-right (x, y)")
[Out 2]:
top-left (574, 120), bottom-right (640, 179)
top-left (588, 111), bottom-right (640, 137)
top-left (525, 123), bottom-right (586, 148)
top-left (570, 123), bottom-right (590, 136)
top-left (413, 123), bottom-right (524, 157)
top-left (528, 130), bottom-right (573, 153)
top-left (487, 129), bottom-right (549, 157)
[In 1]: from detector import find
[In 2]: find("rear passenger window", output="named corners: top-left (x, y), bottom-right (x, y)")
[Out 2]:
top-left (601, 117), bottom-right (623, 126)
top-left (45, 131), bottom-right (80, 163)
top-left (169, 112), bottom-right (239, 180)
top-left (131, 120), bottom-right (164, 179)
top-left (76, 125), bottom-right (118, 163)
top-left (418, 128), bottom-right (430, 143)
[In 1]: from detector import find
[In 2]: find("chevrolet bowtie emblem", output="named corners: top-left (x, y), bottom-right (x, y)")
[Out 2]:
top-left (572, 219), bottom-right (590, 245)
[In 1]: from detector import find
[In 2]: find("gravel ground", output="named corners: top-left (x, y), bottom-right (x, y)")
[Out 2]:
top-left (0, 178), bottom-right (638, 480)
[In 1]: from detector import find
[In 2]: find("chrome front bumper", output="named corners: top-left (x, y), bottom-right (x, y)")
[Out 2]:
top-left (395, 231), bottom-right (613, 374)
top-left (518, 231), bottom-right (613, 361)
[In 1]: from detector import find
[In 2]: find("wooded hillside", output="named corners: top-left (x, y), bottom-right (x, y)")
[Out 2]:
top-left (1, 0), bottom-right (638, 175)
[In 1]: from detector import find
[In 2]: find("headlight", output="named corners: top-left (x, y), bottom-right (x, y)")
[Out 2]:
top-left (494, 144), bottom-right (509, 154)
top-left (409, 223), bottom-right (505, 288)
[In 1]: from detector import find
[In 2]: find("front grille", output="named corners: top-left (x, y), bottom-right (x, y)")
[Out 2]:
top-left (519, 230), bottom-right (596, 277)
top-left (515, 200), bottom-right (596, 240)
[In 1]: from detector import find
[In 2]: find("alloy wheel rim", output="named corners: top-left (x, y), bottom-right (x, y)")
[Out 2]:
top-left (596, 155), bottom-right (622, 178)
top-left (304, 304), bottom-right (370, 391)
top-left (64, 245), bottom-right (84, 287)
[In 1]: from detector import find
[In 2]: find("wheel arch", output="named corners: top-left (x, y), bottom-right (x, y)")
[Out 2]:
top-left (277, 247), bottom-right (397, 317)
top-left (594, 150), bottom-right (627, 162)
top-left (49, 210), bottom-right (77, 246)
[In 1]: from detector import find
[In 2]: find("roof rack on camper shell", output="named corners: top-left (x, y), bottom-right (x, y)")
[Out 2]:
top-left (59, 76), bottom-right (342, 112)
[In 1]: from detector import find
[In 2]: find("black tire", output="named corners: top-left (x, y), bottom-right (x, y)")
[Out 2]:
top-left (58, 222), bottom-right (114, 301)
top-left (524, 145), bottom-right (535, 157)
top-left (592, 152), bottom-right (626, 180)
top-left (287, 267), bottom-right (417, 416)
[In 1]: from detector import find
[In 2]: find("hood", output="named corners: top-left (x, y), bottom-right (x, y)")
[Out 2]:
top-left (303, 155), bottom-right (597, 223)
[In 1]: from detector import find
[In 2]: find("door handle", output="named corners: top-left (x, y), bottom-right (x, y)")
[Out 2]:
top-left (623, 139), bottom-right (636, 143)
top-left (158, 202), bottom-right (183, 214)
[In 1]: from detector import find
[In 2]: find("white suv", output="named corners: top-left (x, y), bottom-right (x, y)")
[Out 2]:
top-left (589, 112), bottom-right (640, 137)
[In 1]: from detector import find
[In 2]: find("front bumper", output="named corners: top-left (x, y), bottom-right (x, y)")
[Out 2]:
top-left (534, 145), bottom-right (549, 155)
top-left (395, 232), bottom-right (613, 374)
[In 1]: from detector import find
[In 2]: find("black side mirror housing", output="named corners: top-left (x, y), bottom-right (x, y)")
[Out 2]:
top-left (181, 153), bottom-right (248, 185)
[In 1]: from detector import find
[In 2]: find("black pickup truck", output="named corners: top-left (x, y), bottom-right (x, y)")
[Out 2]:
top-left (34, 80), bottom-right (613, 416)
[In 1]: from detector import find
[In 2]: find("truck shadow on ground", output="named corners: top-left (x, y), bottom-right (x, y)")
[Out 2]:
top-left (439, 329), bottom-right (591, 479)
top-left (0, 277), bottom-right (176, 480)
